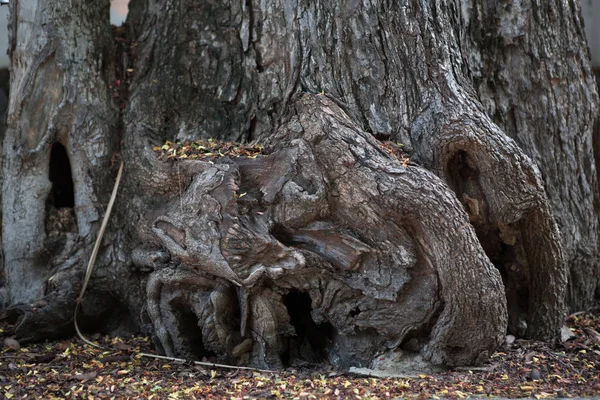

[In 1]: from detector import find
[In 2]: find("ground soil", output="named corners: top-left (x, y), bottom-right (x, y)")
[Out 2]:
top-left (0, 308), bottom-right (599, 399)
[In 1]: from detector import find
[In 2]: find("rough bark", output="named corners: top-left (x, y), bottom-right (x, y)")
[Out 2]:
top-left (1, 0), bottom-right (129, 337)
top-left (1, 0), bottom-right (592, 371)
top-left (119, 0), bottom-right (564, 363)
top-left (124, 93), bottom-right (506, 368)
top-left (463, 0), bottom-right (600, 311)
top-left (0, 68), bottom-right (8, 144)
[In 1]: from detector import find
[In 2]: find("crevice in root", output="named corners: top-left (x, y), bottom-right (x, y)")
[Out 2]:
top-left (446, 150), bottom-right (530, 337)
top-left (400, 303), bottom-right (442, 353)
top-left (77, 296), bottom-right (138, 337)
top-left (489, 232), bottom-right (530, 337)
top-left (372, 132), bottom-right (391, 141)
top-left (447, 151), bottom-right (486, 226)
top-left (271, 223), bottom-right (371, 272)
top-left (349, 307), bottom-right (361, 317)
top-left (247, 116), bottom-right (257, 143)
top-left (169, 298), bottom-right (215, 360)
top-left (282, 290), bottom-right (335, 366)
top-left (270, 225), bottom-right (294, 247)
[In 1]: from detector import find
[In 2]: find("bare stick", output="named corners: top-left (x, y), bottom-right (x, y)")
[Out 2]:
top-left (139, 352), bottom-right (277, 374)
top-left (74, 161), bottom-right (124, 348)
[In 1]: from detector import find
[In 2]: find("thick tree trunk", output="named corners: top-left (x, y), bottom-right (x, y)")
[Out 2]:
top-left (1, 0), bottom-right (130, 338)
top-left (464, 0), bottom-right (600, 311)
top-left (2, 0), bottom-right (594, 371)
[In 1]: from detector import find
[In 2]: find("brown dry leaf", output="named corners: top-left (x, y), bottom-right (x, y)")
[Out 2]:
top-left (535, 392), bottom-right (555, 399)
top-left (154, 139), bottom-right (264, 161)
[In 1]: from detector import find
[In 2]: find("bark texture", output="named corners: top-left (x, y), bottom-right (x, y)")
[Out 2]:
top-left (463, 0), bottom-right (600, 311)
top-left (1, 0), bottom-right (593, 371)
top-left (124, 93), bottom-right (506, 368)
top-left (2, 0), bottom-right (130, 338)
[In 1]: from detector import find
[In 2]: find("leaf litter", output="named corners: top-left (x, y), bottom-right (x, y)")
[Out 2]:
top-left (153, 139), bottom-right (264, 161)
top-left (0, 308), bottom-right (599, 398)
top-left (153, 139), bottom-right (411, 167)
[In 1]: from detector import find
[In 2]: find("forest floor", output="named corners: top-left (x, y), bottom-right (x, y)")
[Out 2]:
top-left (0, 309), bottom-right (599, 399)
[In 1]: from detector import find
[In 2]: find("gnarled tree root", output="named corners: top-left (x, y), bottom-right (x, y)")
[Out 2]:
top-left (142, 94), bottom-right (509, 368)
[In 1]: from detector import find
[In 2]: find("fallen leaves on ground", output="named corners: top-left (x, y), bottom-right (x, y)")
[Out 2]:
top-left (1, 309), bottom-right (599, 399)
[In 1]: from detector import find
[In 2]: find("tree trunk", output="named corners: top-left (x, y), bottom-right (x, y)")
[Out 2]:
top-left (2, 0), bottom-right (127, 338)
top-left (463, 0), bottom-right (600, 311)
top-left (2, 0), bottom-right (594, 370)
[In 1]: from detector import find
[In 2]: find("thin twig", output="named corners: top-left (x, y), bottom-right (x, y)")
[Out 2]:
top-left (453, 364), bottom-right (497, 372)
top-left (348, 366), bottom-right (417, 379)
top-left (74, 161), bottom-right (124, 348)
top-left (139, 352), bottom-right (277, 374)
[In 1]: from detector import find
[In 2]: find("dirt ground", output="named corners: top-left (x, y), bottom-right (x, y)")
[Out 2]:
top-left (0, 308), bottom-right (599, 399)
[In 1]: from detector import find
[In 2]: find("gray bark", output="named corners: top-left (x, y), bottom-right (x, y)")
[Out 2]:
top-left (1, 0), bottom-right (594, 370)
top-left (127, 94), bottom-right (506, 368)
top-left (1, 0), bottom-right (127, 338)
top-left (462, 0), bottom-right (600, 311)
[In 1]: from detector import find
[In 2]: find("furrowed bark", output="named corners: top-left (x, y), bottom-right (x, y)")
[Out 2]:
top-left (129, 94), bottom-right (506, 368)
top-left (2, 0), bottom-right (126, 337)
top-left (2, 0), bottom-right (593, 371)
top-left (463, 0), bottom-right (600, 311)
